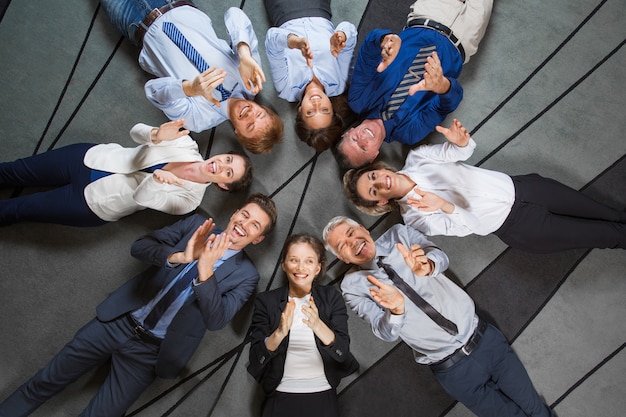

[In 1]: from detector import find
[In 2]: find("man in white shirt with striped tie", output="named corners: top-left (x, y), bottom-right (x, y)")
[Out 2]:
top-left (100, 0), bottom-right (284, 154)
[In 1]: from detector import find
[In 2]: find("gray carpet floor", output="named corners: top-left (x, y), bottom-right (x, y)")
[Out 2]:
top-left (1, 0), bottom-right (624, 416)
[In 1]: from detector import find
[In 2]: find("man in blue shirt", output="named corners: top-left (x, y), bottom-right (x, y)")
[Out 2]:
top-left (336, 0), bottom-right (493, 167)
top-left (323, 216), bottom-right (555, 417)
top-left (0, 194), bottom-right (277, 417)
top-left (99, 0), bottom-right (284, 154)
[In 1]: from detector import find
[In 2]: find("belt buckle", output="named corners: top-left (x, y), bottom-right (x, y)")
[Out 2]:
top-left (461, 345), bottom-right (471, 356)
top-left (146, 7), bottom-right (163, 24)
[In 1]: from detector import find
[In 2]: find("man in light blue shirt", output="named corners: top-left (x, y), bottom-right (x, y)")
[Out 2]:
top-left (100, 0), bottom-right (283, 154)
top-left (323, 216), bottom-right (555, 417)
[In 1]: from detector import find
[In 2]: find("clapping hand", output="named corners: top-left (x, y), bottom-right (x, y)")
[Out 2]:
top-left (288, 34), bottom-right (314, 67)
top-left (330, 31), bottom-right (347, 57)
top-left (197, 232), bottom-right (231, 282)
top-left (377, 33), bottom-right (401, 72)
top-left (237, 43), bottom-right (266, 94)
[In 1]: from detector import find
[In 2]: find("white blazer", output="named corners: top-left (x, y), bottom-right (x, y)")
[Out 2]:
top-left (83, 123), bottom-right (209, 221)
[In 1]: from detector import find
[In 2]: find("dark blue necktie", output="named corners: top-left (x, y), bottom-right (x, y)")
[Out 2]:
top-left (162, 21), bottom-right (231, 102)
top-left (143, 261), bottom-right (198, 329)
top-left (377, 258), bottom-right (458, 336)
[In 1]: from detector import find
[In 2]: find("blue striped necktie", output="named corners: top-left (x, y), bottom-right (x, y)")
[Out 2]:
top-left (382, 45), bottom-right (436, 121)
top-left (143, 260), bottom-right (198, 329)
top-left (162, 21), bottom-right (232, 102)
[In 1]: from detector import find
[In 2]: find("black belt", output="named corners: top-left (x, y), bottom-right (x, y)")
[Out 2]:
top-left (134, 0), bottom-right (196, 45)
top-left (429, 319), bottom-right (487, 372)
top-left (126, 313), bottom-right (163, 346)
top-left (406, 17), bottom-right (466, 63)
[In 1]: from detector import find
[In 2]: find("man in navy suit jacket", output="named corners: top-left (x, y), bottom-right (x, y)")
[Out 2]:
top-left (0, 193), bottom-right (277, 417)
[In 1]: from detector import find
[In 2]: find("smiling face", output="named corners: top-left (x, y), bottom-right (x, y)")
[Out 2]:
top-left (299, 84), bottom-right (333, 130)
top-left (355, 168), bottom-right (405, 205)
top-left (326, 221), bottom-right (377, 265)
top-left (224, 202), bottom-right (271, 250)
top-left (228, 98), bottom-right (271, 138)
top-left (282, 242), bottom-right (322, 296)
top-left (338, 119), bottom-right (386, 167)
top-left (199, 154), bottom-right (247, 190)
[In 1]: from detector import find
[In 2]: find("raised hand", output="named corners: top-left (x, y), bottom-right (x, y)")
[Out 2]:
top-left (183, 67), bottom-right (228, 106)
top-left (377, 33), bottom-right (401, 73)
top-left (435, 118), bottom-right (471, 147)
top-left (408, 52), bottom-right (451, 96)
top-left (330, 31), bottom-right (347, 57)
top-left (367, 275), bottom-right (405, 315)
top-left (288, 34), bottom-right (313, 67)
top-left (237, 43), bottom-right (266, 94)
top-left (151, 119), bottom-right (189, 143)
top-left (397, 243), bottom-right (433, 276)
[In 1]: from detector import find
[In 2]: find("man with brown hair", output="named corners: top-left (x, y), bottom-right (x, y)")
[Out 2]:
top-left (100, 0), bottom-right (284, 154)
top-left (0, 194), bottom-right (277, 416)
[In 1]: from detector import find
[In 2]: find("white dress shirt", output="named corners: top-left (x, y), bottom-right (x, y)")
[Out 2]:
top-left (265, 17), bottom-right (357, 102)
top-left (139, 6), bottom-right (261, 132)
top-left (398, 139), bottom-right (515, 236)
top-left (341, 224), bottom-right (478, 364)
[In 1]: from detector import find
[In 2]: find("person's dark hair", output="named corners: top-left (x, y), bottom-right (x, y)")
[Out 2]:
top-left (295, 93), bottom-right (356, 153)
top-left (245, 193), bottom-right (278, 235)
top-left (334, 117), bottom-right (368, 170)
top-left (236, 106), bottom-right (284, 154)
top-left (281, 233), bottom-right (327, 286)
top-left (342, 161), bottom-right (399, 216)
top-left (218, 151), bottom-right (253, 192)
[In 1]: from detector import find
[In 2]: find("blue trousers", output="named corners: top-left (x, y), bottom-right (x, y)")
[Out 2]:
top-left (494, 174), bottom-right (626, 253)
top-left (99, 0), bottom-right (185, 45)
top-left (0, 317), bottom-right (159, 417)
top-left (432, 324), bottom-right (554, 417)
top-left (0, 143), bottom-right (107, 227)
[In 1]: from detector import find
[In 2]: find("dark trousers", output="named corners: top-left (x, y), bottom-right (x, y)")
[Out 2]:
top-left (433, 324), bottom-right (554, 417)
top-left (0, 143), bottom-right (106, 227)
top-left (494, 174), bottom-right (626, 253)
top-left (261, 388), bottom-right (339, 417)
top-left (0, 317), bottom-right (159, 417)
top-left (263, 0), bottom-right (332, 27)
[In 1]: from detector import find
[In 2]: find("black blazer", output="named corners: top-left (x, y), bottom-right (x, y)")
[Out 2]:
top-left (247, 284), bottom-right (359, 394)
top-left (96, 214), bottom-right (260, 379)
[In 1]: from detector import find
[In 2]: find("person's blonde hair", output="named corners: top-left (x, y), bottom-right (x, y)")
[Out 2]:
top-left (236, 106), bottom-right (284, 154)
top-left (342, 161), bottom-right (400, 216)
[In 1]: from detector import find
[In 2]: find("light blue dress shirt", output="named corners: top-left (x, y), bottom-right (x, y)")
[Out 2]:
top-left (265, 17), bottom-right (357, 102)
top-left (139, 6), bottom-right (261, 132)
top-left (341, 224), bottom-right (478, 364)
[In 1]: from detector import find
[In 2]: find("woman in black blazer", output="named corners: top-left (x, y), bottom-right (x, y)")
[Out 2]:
top-left (247, 234), bottom-right (359, 417)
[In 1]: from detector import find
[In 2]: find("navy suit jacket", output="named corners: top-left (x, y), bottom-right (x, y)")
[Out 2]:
top-left (247, 284), bottom-right (359, 394)
top-left (96, 214), bottom-right (259, 379)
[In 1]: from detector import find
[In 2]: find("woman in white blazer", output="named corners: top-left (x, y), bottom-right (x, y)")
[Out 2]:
top-left (0, 120), bottom-right (252, 227)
